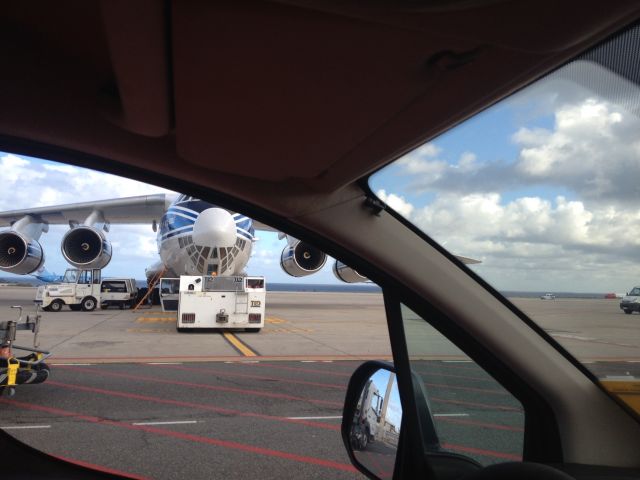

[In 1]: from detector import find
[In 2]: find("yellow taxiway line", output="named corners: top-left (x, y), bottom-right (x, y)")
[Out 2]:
top-left (222, 332), bottom-right (258, 357)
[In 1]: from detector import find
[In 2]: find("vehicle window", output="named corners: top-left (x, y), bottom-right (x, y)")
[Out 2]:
top-left (102, 281), bottom-right (126, 292)
top-left (401, 304), bottom-right (524, 465)
top-left (370, 25), bottom-right (640, 413)
top-left (0, 154), bottom-right (390, 479)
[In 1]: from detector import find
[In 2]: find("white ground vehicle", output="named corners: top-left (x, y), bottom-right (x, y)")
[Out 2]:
top-left (35, 269), bottom-right (137, 312)
top-left (176, 276), bottom-right (266, 332)
top-left (35, 269), bottom-right (102, 312)
top-left (620, 287), bottom-right (640, 314)
top-left (100, 278), bottom-right (138, 310)
top-left (540, 293), bottom-right (556, 300)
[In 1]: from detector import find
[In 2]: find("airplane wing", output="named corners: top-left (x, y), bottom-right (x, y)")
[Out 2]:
top-left (0, 194), bottom-right (172, 227)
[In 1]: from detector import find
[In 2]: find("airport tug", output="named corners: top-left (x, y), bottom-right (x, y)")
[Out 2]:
top-left (176, 276), bottom-right (266, 332)
top-left (0, 306), bottom-right (51, 396)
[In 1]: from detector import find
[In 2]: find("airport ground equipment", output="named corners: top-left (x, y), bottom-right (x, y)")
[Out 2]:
top-left (35, 268), bottom-right (137, 312)
top-left (159, 277), bottom-right (180, 312)
top-left (177, 275), bottom-right (266, 332)
top-left (0, 305), bottom-right (51, 396)
top-left (133, 266), bottom-right (166, 310)
top-left (100, 278), bottom-right (138, 309)
top-left (620, 286), bottom-right (640, 314)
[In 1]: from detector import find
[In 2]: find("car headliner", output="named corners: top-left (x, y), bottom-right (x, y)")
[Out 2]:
top-left (1, 1), bottom-right (640, 203)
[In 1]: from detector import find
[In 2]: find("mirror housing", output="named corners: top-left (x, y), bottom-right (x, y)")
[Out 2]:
top-left (342, 361), bottom-right (401, 479)
top-left (342, 361), bottom-right (480, 480)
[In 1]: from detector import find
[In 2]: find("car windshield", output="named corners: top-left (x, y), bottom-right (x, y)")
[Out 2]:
top-left (629, 288), bottom-right (640, 296)
top-left (370, 25), bottom-right (640, 408)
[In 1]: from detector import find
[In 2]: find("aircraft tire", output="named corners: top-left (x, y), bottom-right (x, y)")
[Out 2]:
top-left (49, 300), bottom-right (64, 313)
top-left (81, 296), bottom-right (97, 312)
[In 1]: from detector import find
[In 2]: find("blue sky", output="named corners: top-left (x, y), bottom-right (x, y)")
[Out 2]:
top-left (370, 63), bottom-right (640, 293)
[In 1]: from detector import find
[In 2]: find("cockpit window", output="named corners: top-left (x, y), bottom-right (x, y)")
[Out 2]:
top-left (370, 24), bottom-right (640, 410)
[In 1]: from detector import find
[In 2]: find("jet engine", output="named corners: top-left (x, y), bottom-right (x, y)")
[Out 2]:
top-left (0, 231), bottom-right (45, 275)
top-left (280, 240), bottom-right (327, 277)
top-left (332, 261), bottom-right (368, 283)
top-left (61, 226), bottom-right (112, 269)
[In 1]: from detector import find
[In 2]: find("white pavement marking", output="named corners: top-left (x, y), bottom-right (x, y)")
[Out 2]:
top-left (287, 416), bottom-right (343, 420)
top-left (132, 421), bottom-right (198, 426)
top-left (322, 360), bottom-right (333, 363)
top-left (242, 360), bottom-right (260, 363)
top-left (147, 362), bottom-right (183, 365)
top-left (1, 425), bottom-right (51, 430)
top-left (434, 414), bottom-right (470, 417)
top-left (50, 363), bottom-right (94, 366)
top-left (301, 360), bottom-right (317, 363)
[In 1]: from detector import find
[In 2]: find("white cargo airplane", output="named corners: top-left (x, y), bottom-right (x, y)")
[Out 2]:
top-left (0, 194), bottom-right (478, 284)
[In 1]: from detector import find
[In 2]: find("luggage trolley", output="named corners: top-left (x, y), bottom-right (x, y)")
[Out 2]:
top-left (0, 305), bottom-right (52, 396)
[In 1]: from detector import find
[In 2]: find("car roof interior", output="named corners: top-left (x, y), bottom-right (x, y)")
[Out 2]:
top-left (2, 1), bottom-right (640, 200)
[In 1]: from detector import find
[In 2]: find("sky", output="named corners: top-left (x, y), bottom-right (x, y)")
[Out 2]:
top-left (371, 60), bottom-right (640, 294)
top-left (2, 60), bottom-right (640, 292)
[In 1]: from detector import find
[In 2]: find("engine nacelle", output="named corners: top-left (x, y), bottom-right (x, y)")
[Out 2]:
top-left (61, 226), bottom-right (112, 269)
top-left (280, 240), bottom-right (327, 277)
top-left (332, 260), bottom-right (368, 283)
top-left (0, 231), bottom-right (45, 274)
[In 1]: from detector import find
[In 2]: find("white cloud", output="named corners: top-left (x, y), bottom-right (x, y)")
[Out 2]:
top-left (376, 189), bottom-right (414, 218)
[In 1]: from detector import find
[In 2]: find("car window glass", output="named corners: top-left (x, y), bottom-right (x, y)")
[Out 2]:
top-left (370, 25), bottom-right (640, 414)
top-left (0, 155), bottom-right (391, 479)
top-left (401, 303), bottom-right (524, 465)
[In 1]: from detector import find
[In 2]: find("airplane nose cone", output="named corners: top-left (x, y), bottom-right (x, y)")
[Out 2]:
top-left (192, 208), bottom-right (236, 248)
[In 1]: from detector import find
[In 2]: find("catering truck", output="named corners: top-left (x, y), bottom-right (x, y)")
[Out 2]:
top-left (176, 275), bottom-right (266, 332)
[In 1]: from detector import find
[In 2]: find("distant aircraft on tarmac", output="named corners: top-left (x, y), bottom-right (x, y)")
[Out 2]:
top-left (0, 194), bottom-right (478, 284)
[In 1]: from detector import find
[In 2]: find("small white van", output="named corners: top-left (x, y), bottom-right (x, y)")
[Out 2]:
top-left (100, 278), bottom-right (139, 309)
top-left (620, 286), bottom-right (640, 314)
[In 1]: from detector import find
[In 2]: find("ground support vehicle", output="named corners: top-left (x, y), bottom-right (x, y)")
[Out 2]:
top-left (35, 269), bottom-right (138, 312)
top-left (620, 287), bottom-right (640, 314)
top-left (100, 278), bottom-right (138, 310)
top-left (0, 306), bottom-right (51, 396)
top-left (176, 276), bottom-right (265, 332)
top-left (35, 268), bottom-right (102, 312)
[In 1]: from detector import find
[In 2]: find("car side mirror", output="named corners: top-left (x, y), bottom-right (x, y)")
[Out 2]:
top-left (343, 362), bottom-right (481, 480)
top-left (342, 362), bottom-right (403, 479)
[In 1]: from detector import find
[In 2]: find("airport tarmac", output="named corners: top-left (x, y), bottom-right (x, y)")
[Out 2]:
top-left (1, 287), bottom-right (638, 364)
top-left (1, 287), bottom-right (639, 479)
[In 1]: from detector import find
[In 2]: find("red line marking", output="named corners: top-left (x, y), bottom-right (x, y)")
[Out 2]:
top-left (55, 365), bottom-right (343, 407)
top-left (0, 399), bottom-right (357, 473)
top-left (237, 362), bottom-right (353, 378)
top-left (436, 417), bottom-right (524, 432)
top-left (423, 382), bottom-right (507, 395)
top-left (154, 364), bottom-right (346, 390)
top-left (47, 380), bottom-right (340, 431)
top-left (51, 455), bottom-right (152, 480)
top-left (442, 442), bottom-right (522, 461)
top-left (431, 397), bottom-right (522, 412)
